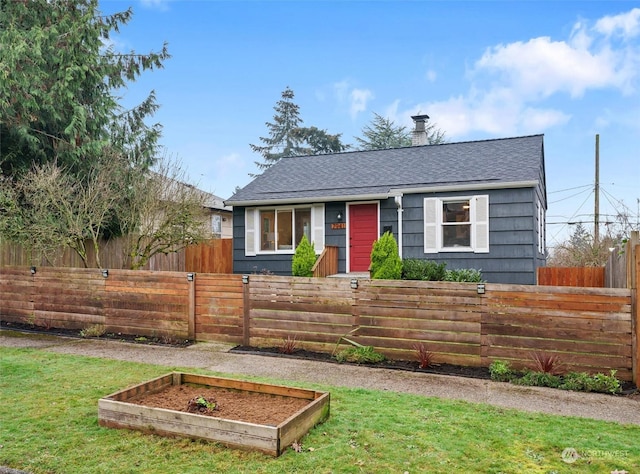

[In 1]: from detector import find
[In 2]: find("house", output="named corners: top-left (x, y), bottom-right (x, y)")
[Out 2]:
top-left (201, 192), bottom-right (233, 239)
top-left (153, 171), bottom-right (233, 239)
top-left (226, 117), bottom-right (546, 284)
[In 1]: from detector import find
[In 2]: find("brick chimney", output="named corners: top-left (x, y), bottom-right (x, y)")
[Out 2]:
top-left (411, 114), bottom-right (430, 146)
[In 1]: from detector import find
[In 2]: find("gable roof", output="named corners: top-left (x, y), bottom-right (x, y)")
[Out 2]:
top-left (151, 171), bottom-right (232, 212)
top-left (227, 134), bottom-right (544, 206)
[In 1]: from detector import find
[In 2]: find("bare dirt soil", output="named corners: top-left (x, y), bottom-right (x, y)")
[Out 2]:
top-left (127, 384), bottom-right (310, 426)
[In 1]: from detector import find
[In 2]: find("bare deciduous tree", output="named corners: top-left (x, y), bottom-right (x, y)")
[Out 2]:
top-left (1, 156), bottom-right (122, 267)
top-left (117, 155), bottom-right (211, 269)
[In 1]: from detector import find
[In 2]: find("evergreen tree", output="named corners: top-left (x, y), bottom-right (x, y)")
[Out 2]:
top-left (355, 112), bottom-right (446, 150)
top-left (355, 113), bottom-right (411, 150)
top-left (291, 235), bottom-right (317, 277)
top-left (0, 0), bottom-right (169, 179)
top-left (250, 87), bottom-right (347, 175)
top-left (370, 231), bottom-right (402, 280)
top-left (250, 87), bottom-right (305, 173)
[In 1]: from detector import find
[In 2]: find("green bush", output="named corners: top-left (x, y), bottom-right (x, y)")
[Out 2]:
top-left (495, 368), bottom-right (623, 395)
top-left (291, 235), bottom-right (317, 277)
top-left (559, 371), bottom-right (621, 394)
top-left (515, 371), bottom-right (561, 388)
top-left (370, 231), bottom-right (402, 280)
top-left (590, 371), bottom-right (622, 394)
top-left (444, 268), bottom-right (484, 282)
top-left (335, 346), bottom-right (386, 364)
top-left (489, 360), bottom-right (515, 382)
top-left (401, 259), bottom-right (447, 281)
top-left (401, 259), bottom-right (482, 282)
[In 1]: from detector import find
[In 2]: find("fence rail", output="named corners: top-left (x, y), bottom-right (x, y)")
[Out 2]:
top-left (1, 256), bottom-right (638, 383)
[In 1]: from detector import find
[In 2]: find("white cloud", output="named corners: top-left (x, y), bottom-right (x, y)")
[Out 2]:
top-left (349, 88), bottom-right (373, 119)
top-left (475, 36), bottom-right (624, 99)
top-left (333, 81), bottom-right (373, 119)
top-left (389, 7), bottom-right (639, 139)
top-left (333, 80), bottom-right (350, 102)
top-left (139, 0), bottom-right (171, 11)
top-left (425, 70), bottom-right (437, 82)
top-left (594, 8), bottom-right (640, 39)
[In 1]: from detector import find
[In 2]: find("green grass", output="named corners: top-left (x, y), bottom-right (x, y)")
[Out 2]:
top-left (1, 347), bottom-right (639, 473)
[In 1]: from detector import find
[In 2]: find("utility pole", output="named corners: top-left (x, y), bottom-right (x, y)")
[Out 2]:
top-left (594, 134), bottom-right (600, 244)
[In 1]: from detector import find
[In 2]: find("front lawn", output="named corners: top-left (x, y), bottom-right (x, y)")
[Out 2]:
top-left (1, 348), bottom-right (638, 473)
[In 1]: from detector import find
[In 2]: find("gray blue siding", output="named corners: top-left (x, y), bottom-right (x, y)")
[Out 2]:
top-left (232, 186), bottom-right (546, 284)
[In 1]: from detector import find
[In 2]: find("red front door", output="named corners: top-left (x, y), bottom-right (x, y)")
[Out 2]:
top-left (349, 203), bottom-right (378, 272)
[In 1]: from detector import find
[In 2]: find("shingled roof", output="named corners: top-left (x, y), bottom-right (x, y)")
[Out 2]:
top-left (227, 134), bottom-right (544, 205)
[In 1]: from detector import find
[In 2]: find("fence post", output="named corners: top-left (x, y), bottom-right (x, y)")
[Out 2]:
top-left (187, 273), bottom-right (196, 340)
top-left (242, 275), bottom-right (250, 346)
top-left (632, 244), bottom-right (640, 386)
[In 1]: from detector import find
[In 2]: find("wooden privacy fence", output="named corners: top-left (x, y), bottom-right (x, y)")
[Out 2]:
top-left (0, 267), bottom-right (192, 339)
top-left (247, 275), bottom-right (635, 381)
top-left (538, 231), bottom-right (639, 288)
top-left (0, 238), bottom-right (232, 274)
top-left (537, 267), bottom-right (605, 287)
top-left (1, 259), bottom-right (638, 383)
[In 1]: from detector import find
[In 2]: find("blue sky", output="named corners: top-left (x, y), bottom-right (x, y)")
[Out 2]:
top-left (100, 1), bottom-right (640, 249)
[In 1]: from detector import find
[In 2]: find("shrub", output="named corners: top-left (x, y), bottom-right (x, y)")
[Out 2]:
top-left (335, 346), bottom-right (386, 364)
top-left (489, 360), bottom-right (515, 382)
top-left (590, 371), bottom-right (622, 394)
top-left (291, 235), bottom-right (317, 277)
top-left (558, 372), bottom-right (591, 392)
top-left (530, 352), bottom-right (563, 375)
top-left (413, 342), bottom-right (435, 369)
top-left (279, 335), bottom-right (298, 354)
top-left (559, 371), bottom-right (621, 394)
top-left (444, 268), bottom-right (484, 282)
top-left (79, 324), bottom-right (106, 338)
top-left (402, 259), bottom-right (447, 281)
top-left (515, 370), bottom-right (561, 388)
top-left (370, 232), bottom-right (402, 280)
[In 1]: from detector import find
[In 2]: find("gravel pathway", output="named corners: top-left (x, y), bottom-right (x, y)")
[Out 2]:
top-left (2, 330), bottom-right (639, 426)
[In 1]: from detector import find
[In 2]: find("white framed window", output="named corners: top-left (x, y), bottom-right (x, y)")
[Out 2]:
top-left (211, 214), bottom-right (222, 237)
top-left (245, 204), bottom-right (324, 256)
top-left (424, 195), bottom-right (489, 253)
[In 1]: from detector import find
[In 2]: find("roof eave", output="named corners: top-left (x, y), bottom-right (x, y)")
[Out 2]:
top-left (225, 180), bottom-right (539, 207)
top-left (391, 180), bottom-right (540, 195)
top-left (226, 192), bottom-right (391, 207)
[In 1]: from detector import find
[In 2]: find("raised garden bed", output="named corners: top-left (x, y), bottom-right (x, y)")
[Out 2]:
top-left (98, 372), bottom-right (330, 456)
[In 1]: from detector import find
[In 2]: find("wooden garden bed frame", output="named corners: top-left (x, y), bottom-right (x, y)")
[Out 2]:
top-left (98, 372), bottom-right (330, 456)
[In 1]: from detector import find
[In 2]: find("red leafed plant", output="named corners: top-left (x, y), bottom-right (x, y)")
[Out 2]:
top-left (413, 342), bottom-right (435, 369)
top-left (279, 335), bottom-right (298, 355)
top-left (530, 352), bottom-right (563, 374)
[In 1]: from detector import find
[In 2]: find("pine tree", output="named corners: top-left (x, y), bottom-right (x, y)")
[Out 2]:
top-left (250, 87), bottom-right (347, 175)
top-left (250, 87), bottom-right (306, 173)
top-left (355, 112), bottom-right (446, 150)
top-left (0, 0), bottom-right (170, 178)
top-left (355, 113), bottom-right (411, 150)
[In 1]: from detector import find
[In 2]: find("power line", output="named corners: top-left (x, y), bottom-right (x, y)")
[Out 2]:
top-left (549, 188), bottom-right (592, 205)
top-left (548, 184), bottom-right (592, 194)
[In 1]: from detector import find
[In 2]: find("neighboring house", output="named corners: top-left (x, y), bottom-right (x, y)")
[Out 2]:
top-left (153, 171), bottom-right (233, 239)
top-left (202, 192), bottom-right (233, 239)
top-left (226, 119), bottom-right (546, 284)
